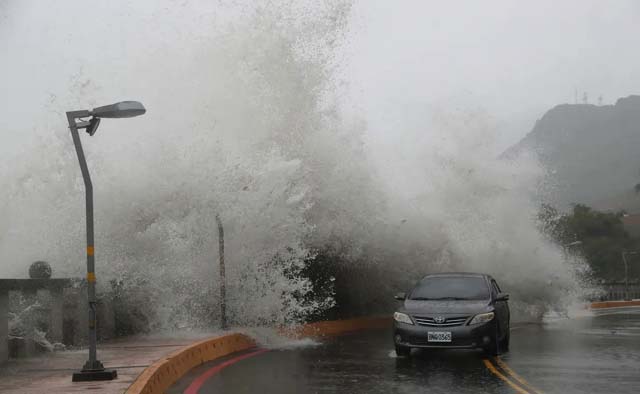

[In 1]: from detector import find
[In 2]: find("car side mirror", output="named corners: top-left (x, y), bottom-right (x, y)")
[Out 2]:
top-left (394, 292), bottom-right (406, 301)
top-left (496, 293), bottom-right (509, 302)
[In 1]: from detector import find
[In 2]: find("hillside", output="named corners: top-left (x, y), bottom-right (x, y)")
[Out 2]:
top-left (504, 95), bottom-right (640, 211)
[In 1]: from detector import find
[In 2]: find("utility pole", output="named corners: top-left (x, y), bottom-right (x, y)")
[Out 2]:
top-left (216, 214), bottom-right (227, 329)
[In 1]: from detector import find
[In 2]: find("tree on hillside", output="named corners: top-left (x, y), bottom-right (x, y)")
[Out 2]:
top-left (538, 204), bottom-right (563, 241)
top-left (540, 204), bottom-right (640, 280)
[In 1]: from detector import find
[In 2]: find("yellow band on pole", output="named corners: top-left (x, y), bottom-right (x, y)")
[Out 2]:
top-left (87, 246), bottom-right (94, 256)
top-left (87, 272), bottom-right (96, 283)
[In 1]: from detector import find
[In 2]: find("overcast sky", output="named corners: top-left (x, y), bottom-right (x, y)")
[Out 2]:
top-left (1, 0), bottom-right (640, 155)
top-left (346, 0), bottom-right (640, 151)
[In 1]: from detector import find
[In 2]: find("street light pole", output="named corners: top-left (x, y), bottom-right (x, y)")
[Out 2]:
top-left (66, 101), bottom-right (145, 382)
top-left (622, 251), bottom-right (639, 301)
top-left (561, 240), bottom-right (582, 268)
top-left (68, 112), bottom-right (102, 377)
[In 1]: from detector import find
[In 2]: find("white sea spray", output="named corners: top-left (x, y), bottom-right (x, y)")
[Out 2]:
top-left (0, 0), bottom-right (589, 331)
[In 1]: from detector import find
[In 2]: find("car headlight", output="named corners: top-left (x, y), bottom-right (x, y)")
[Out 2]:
top-left (393, 312), bottom-right (414, 325)
top-left (469, 312), bottom-right (494, 325)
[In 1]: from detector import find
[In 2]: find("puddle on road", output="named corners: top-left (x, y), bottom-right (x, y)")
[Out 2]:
top-left (270, 337), bottom-right (322, 350)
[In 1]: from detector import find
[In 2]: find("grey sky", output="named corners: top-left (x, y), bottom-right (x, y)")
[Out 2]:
top-left (346, 0), bottom-right (640, 151)
top-left (1, 0), bottom-right (640, 155)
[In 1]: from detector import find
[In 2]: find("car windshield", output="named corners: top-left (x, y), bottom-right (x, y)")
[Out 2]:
top-left (409, 276), bottom-right (490, 301)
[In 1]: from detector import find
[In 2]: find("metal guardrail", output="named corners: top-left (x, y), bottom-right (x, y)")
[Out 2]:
top-left (597, 281), bottom-right (640, 301)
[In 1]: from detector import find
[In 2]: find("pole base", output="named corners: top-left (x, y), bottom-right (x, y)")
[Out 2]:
top-left (72, 369), bottom-right (117, 382)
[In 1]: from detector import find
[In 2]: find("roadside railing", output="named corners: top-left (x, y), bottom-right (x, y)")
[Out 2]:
top-left (0, 262), bottom-right (92, 364)
top-left (596, 280), bottom-right (640, 301)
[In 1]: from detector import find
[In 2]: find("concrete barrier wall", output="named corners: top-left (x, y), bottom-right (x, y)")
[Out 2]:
top-left (0, 291), bottom-right (7, 363)
top-left (280, 316), bottom-right (391, 338)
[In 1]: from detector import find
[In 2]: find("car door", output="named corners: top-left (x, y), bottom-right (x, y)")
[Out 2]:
top-left (490, 279), bottom-right (509, 338)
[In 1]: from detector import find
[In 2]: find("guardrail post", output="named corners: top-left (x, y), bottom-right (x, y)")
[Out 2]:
top-left (216, 214), bottom-right (227, 330)
top-left (48, 288), bottom-right (64, 344)
top-left (23, 289), bottom-right (37, 356)
top-left (0, 289), bottom-right (8, 363)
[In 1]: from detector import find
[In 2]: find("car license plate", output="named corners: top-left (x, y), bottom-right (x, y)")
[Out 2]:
top-left (427, 331), bottom-right (452, 342)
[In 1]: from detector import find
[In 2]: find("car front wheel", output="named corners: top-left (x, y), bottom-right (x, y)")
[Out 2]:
top-left (500, 327), bottom-right (510, 352)
top-left (484, 326), bottom-right (501, 356)
top-left (484, 342), bottom-right (499, 356)
top-left (395, 345), bottom-right (411, 357)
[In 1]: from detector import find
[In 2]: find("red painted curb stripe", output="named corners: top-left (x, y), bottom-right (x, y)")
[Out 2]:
top-left (183, 349), bottom-right (269, 394)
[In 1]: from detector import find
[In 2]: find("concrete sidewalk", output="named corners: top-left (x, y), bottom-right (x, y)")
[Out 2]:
top-left (0, 334), bottom-right (215, 394)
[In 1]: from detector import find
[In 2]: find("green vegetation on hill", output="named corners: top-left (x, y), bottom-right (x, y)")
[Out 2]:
top-left (540, 204), bottom-right (640, 280)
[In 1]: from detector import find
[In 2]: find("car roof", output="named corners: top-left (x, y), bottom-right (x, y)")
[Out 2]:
top-left (421, 272), bottom-right (493, 280)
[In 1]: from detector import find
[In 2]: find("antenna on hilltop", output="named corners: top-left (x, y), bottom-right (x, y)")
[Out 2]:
top-left (598, 95), bottom-right (603, 106)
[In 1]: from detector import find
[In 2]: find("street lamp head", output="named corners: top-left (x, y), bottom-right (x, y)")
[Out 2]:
top-left (90, 101), bottom-right (146, 119)
top-left (67, 101), bottom-right (146, 137)
top-left (86, 117), bottom-right (101, 136)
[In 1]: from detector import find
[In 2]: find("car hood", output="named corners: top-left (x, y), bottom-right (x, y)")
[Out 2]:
top-left (401, 299), bottom-right (492, 315)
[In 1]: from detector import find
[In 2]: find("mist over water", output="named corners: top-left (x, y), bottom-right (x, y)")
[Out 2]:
top-left (0, 0), bottom-right (588, 330)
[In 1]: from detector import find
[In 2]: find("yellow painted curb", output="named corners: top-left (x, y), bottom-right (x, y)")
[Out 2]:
top-left (125, 316), bottom-right (391, 394)
top-left (590, 300), bottom-right (640, 309)
top-left (125, 333), bottom-right (255, 394)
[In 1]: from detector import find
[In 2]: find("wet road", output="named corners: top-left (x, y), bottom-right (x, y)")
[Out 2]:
top-left (169, 309), bottom-right (640, 394)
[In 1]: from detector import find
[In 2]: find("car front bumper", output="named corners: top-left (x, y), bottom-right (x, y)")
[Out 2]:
top-left (393, 320), bottom-right (496, 349)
